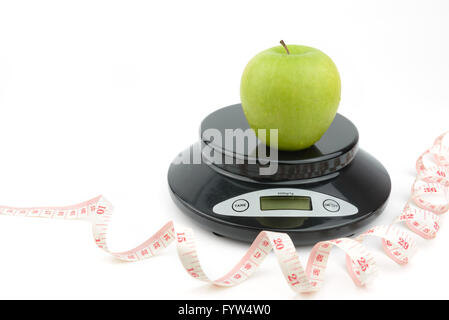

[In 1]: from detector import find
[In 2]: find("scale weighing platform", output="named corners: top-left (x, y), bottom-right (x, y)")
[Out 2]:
top-left (168, 104), bottom-right (391, 245)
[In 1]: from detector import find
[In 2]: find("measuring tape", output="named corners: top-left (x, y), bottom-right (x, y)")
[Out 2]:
top-left (1, 132), bottom-right (448, 293)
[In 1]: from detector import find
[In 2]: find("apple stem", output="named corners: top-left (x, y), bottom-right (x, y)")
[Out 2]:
top-left (280, 40), bottom-right (290, 55)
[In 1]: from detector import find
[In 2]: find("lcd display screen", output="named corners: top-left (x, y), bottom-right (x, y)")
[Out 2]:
top-left (260, 196), bottom-right (312, 211)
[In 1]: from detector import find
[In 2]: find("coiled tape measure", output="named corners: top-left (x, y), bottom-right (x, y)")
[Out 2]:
top-left (1, 132), bottom-right (448, 293)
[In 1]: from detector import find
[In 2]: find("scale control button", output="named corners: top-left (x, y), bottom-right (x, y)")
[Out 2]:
top-left (323, 199), bottom-right (340, 212)
top-left (232, 199), bottom-right (249, 212)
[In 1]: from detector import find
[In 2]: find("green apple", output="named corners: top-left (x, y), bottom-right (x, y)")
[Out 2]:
top-left (240, 41), bottom-right (341, 151)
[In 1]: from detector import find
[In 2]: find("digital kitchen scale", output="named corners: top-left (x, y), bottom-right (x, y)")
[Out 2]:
top-left (167, 104), bottom-right (391, 245)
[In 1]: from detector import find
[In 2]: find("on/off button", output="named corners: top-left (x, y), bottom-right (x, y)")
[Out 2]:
top-left (232, 199), bottom-right (249, 212)
top-left (323, 199), bottom-right (340, 212)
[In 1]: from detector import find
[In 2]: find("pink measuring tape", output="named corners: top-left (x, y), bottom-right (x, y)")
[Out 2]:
top-left (1, 132), bottom-right (448, 293)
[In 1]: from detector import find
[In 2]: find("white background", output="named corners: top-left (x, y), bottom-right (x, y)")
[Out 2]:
top-left (0, 0), bottom-right (448, 300)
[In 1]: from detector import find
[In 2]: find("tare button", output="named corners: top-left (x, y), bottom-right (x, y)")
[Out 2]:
top-left (323, 199), bottom-right (340, 212)
top-left (232, 199), bottom-right (249, 212)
